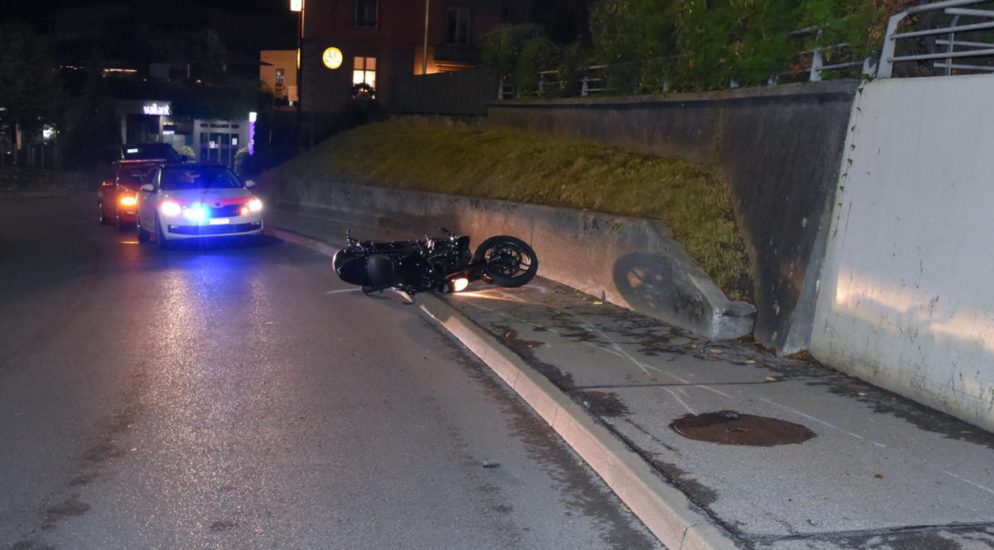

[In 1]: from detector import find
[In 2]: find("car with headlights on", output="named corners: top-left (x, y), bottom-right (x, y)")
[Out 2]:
top-left (135, 164), bottom-right (264, 249)
top-left (98, 160), bottom-right (162, 229)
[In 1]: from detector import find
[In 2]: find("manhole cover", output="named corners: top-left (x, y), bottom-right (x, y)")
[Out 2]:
top-left (670, 410), bottom-right (815, 446)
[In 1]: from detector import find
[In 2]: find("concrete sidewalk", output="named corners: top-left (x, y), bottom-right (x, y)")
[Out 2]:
top-left (267, 206), bottom-right (994, 550)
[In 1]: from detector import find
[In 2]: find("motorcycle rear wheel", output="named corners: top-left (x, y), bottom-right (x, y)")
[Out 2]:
top-left (474, 236), bottom-right (538, 288)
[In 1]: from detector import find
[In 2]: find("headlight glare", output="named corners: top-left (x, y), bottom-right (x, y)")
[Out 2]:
top-left (183, 204), bottom-right (208, 222)
top-left (160, 200), bottom-right (181, 217)
top-left (247, 198), bottom-right (263, 213)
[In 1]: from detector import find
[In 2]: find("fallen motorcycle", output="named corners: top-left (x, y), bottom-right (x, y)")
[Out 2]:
top-left (332, 228), bottom-right (538, 294)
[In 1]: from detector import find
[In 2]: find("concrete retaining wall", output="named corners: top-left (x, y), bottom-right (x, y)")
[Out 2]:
top-left (390, 69), bottom-right (499, 117)
top-left (811, 74), bottom-right (994, 431)
top-left (268, 180), bottom-right (755, 339)
top-left (489, 81), bottom-right (859, 353)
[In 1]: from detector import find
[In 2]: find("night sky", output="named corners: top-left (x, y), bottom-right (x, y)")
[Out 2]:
top-left (3, 0), bottom-right (293, 22)
top-left (2, 0), bottom-right (299, 55)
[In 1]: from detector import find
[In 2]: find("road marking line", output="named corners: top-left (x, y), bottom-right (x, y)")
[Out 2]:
top-left (942, 470), bottom-right (994, 497)
top-left (756, 397), bottom-right (883, 446)
top-left (665, 387), bottom-right (697, 415)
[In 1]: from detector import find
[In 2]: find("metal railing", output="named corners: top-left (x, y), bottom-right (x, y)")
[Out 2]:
top-left (789, 27), bottom-right (876, 82)
top-left (493, 1), bottom-right (994, 101)
top-left (536, 65), bottom-right (611, 97)
top-left (879, 0), bottom-right (994, 78)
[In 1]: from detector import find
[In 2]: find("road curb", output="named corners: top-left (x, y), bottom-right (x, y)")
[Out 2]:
top-left (266, 225), bottom-right (738, 550)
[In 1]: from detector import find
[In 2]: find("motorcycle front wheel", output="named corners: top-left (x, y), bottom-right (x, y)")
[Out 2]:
top-left (474, 236), bottom-right (539, 288)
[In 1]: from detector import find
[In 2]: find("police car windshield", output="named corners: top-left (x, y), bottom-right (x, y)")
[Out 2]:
top-left (161, 166), bottom-right (243, 191)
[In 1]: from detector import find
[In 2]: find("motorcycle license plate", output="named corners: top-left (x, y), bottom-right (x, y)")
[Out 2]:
top-left (209, 218), bottom-right (230, 225)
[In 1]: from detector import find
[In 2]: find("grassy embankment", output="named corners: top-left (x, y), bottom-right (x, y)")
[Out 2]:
top-left (275, 119), bottom-right (752, 301)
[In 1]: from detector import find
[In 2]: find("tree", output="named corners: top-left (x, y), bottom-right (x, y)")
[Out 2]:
top-left (60, 66), bottom-right (120, 168)
top-left (672, 0), bottom-right (799, 90)
top-left (586, 0), bottom-right (911, 94)
top-left (0, 22), bottom-right (62, 139)
top-left (590, 0), bottom-right (677, 93)
top-left (481, 24), bottom-right (547, 79)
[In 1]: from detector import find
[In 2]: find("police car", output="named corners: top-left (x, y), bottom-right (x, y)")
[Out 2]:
top-left (135, 164), bottom-right (264, 248)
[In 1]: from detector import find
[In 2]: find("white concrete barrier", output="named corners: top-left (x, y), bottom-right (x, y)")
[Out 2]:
top-left (812, 74), bottom-right (994, 430)
top-left (268, 180), bottom-right (755, 339)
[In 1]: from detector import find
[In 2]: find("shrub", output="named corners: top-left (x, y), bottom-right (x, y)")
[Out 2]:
top-left (234, 147), bottom-right (250, 176)
top-left (516, 37), bottom-right (560, 96)
top-left (481, 24), bottom-right (546, 79)
top-left (591, 0), bottom-right (676, 93)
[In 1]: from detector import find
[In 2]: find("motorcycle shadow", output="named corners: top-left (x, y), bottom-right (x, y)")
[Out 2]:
top-left (612, 252), bottom-right (705, 321)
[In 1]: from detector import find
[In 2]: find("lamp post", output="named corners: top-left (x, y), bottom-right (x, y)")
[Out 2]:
top-left (422, 0), bottom-right (430, 75)
top-left (290, 0), bottom-right (304, 149)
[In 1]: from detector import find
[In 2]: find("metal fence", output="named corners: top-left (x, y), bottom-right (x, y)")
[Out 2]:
top-left (536, 65), bottom-right (611, 97)
top-left (788, 27), bottom-right (876, 83)
top-left (879, 0), bottom-right (994, 77)
top-left (494, 0), bottom-right (994, 100)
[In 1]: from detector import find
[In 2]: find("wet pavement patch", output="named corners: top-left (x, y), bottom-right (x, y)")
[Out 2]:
top-left (10, 540), bottom-right (56, 550)
top-left (574, 390), bottom-right (630, 417)
top-left (818, 377), bottom-right (994, 451)
top-left (493, 324), bottom-right (575, 390)
top-left (670, 410), bottom-right (815, 446)
top-left (649, 458), bottom-right (718, 508)
top-left (67, 472), bottom-right (99, 487)
top-left (42, 494), bottom-right (90, 529)
top-left (209, 520), bottom-right (238, 533)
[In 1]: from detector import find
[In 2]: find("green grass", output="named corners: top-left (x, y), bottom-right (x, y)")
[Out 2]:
top-left (275, 118), bottom-right (753, 301)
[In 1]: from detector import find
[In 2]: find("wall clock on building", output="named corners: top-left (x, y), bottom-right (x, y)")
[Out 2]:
top-left (322, 47), bottom-right (343, 70)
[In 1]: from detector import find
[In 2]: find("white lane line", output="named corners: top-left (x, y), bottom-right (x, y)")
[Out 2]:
top-left (756, 397), bottom-right (887, 447)
top-left (942, 470), bottom-right (994, 497)
top-left (581, 343), bottom-right (736, 397)
top-left (468, 297), bottom-right (735, 401)
top-left (325, 288), bottom-right (361, 295)
top-left (567, 314), bottom-right (735, 399)
top-left (664, 387), bottom-right (697, 415)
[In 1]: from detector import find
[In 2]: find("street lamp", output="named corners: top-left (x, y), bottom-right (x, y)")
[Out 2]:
top-left (422, 0), bottom-right (430, 75)
top-left (290, 0), bottom-right (304, 149)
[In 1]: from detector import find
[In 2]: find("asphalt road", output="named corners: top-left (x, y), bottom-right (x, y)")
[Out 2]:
top-left (0, 192), bottom-right (660, 549)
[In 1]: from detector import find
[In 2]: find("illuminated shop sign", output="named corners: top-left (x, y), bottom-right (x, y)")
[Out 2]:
top-left (142, 103), bottom-right (171, 116)
top-left (248, 112), bottom-right (257, 156)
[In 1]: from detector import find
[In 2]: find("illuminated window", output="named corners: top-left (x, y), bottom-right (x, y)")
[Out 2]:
top-left (355, 0), bottom-right (378, 28)
top-left (352, 56), bottom-right (377, 89)
top-left (446, 6), bottom-right (471, 45)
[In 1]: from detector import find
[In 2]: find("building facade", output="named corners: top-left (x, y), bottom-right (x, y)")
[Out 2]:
top-left (114, 100), bottom-right (254, 168)
top-left (261, 50), bottom-right (300, 106)
top-left (299, 0), bottom-right (528, 115)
